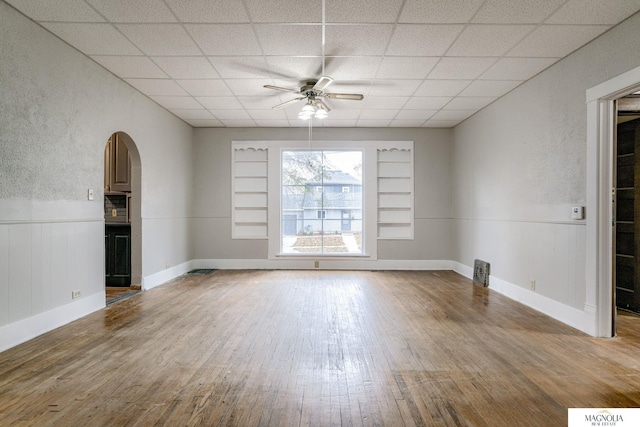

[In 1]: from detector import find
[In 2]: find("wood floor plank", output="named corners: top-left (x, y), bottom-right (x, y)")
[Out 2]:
top-left (2, 270), bottom-right (640, 426)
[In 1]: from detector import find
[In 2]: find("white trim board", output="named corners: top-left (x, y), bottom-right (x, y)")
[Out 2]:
top-left (453, 262), bottom-right (594, 336)
top-left (0, 291), bottom-right (105, 353)
top-left (192, 258), bottom-right (454, 271)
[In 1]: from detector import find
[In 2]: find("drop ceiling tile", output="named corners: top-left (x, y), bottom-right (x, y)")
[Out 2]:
top-left (325, 57), bottom-right (383, 80)
top-left (361, 97), bottom-right (409, 109)
top-left (287, 120), bottom-right (310, 127)
top-left (328, 0), bottom-right (403, 23)
top-left (165, 0), bottom-right (250, 23)
top-left (177, 80), bottom-right (233, 96)
top-left (152, 57), bottom-right (219, 79)
top-left (150, 96), bottom-right (202, 109)
top-left (479, 57), bottom-right (557, 80)
top-left (325, 25), bottom-right (394, 56)
top-left (430, 110), bottom-right (476, 121)
top-left (221, 119), bottom-right (257, 127)
top-left (117, 24), bottom-right (201, 55)
top-left (403, 97), bottom-right (452, 109)
top-left (428, 57), bottom-right (496, 80)
top-left (359, 110), bottom-right (399, 120)
top-left (376, 57), bottom-right (439, 79)
top-left (415, 80), bottom-right (471, 96)
top-left (248, 110), bottom-right (288, 120)
top-left (357, 119), bottom-right (391, 127)
top-left (316, 109), bottom-right (361, 120)
top-left (507, 25), bottom-right (610, 58)
top-left (458, 80), bottom-right (521, 97)
top-left (210, 110), bottom-right (252, 120)
top-left (171, 109), bottom-right (215, 120)
top-left (184, 119), bottom-right (224, 127)
top-left (446, 25), bottom-right (534, 56)
top-left (227, 79), bottom-right (279, 96)
top-left (187, 24), bottom-right (262, 55)
top-left (41, 23), bottom-right (141, 55)
top-left (6, 0), bottom-right (105, 22)
top-left (389, 120), bottom-right (427, 127)
top-left (87, 0), bottom-right (176, 22)
top-left (255, 25), bottom-right (322, 56)
top-left (368, 80), bottom-right (422, 97)
top-left (209, 56), bottom-right (272, 79)
top-left (546, 0), bottom-right (640, 25)
top-left (91, 56), bottom-right (167, 78)
top-left (266, 57), bottom-right (323, 81)
top-left (125, 78), bottom-right (188, 95)
top-left (445, 97), bottom-right (495, 110)
top-left (245, 0), bottom-right (321, 23)
top-left (196, 96), bottom-right (244, 110)
top-left (395, 110), bottom-right (438, 120)
top-left (472, 0), bottom-right (565, 24)
top-left (386, 25), bottom-right (463, 56)
top-left (238, 96), bottom-right (286, 110)
top-left (399, 0), bottom-right (484, 23)
top-left (255, 120), bottom-right (290, 127)
top-left (320, 120), bottom-right (358, 127)
top-left (423, 120), bottom-right (461, 127)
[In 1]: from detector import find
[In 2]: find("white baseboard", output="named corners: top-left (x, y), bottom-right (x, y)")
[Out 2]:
top-left (191, 258), bottom-right (455, 271)
top-left (0, 291), bottom-right (105, 353)
top-left (142, 260), bottom-right (196, 290)
top-left (453, 262), bottom-right (595, 336)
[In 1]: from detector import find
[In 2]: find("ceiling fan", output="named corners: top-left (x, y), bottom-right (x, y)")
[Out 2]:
top-left (264, 76), bottom-right (364, 117)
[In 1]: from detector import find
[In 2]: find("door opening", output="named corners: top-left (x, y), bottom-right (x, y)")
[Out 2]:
top-left (614, 94), bottom-right (640, 327)
top-left (103, 131), bottom-right (142, 303)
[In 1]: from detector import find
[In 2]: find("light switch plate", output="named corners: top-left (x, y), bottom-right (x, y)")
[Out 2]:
top-left (87, 188), bottom-right (94, 200)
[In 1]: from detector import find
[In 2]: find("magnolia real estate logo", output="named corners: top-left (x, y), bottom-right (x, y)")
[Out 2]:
top-left (568, 408), bottom-right (640, 426)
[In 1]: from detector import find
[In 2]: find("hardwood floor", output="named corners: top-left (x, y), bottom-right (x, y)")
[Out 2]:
top-left (1, 270), bottom-right (640, 426)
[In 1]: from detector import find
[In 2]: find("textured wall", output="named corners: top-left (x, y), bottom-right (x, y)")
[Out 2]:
top-left (452, 11), bottom-right (640, 310)
top-left (0, 0), bottom-right (193, 341)
top-left (192, 127), bottom-right (453, 262)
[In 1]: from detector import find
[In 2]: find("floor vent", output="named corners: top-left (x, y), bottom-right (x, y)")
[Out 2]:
top-left (187, 269), bottom-right (217, 275)
top-left (473, 260), bottom-right (490, 287)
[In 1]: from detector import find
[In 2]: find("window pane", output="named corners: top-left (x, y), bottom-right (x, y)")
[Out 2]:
top-left (281, 150), bottom-right (363, 255)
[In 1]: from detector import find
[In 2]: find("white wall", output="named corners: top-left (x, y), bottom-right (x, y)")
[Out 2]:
top-left (452, 11), bottom-right (640, 334)
top-left (192, 127), bottom-right (453, 267)
top-left (0, 2), bottom-right (194, 351)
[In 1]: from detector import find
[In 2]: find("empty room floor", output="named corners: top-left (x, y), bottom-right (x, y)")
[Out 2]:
top-left (1, 270), bottom-right (639, 426)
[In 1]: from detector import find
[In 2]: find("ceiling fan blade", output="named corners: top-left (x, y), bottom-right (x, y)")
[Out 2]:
top-left (272, 97), bottom-right (305, 110)
top-left (315, 99), bottom-right (331, 112)
top-left (324, 93), bottom-right (364, 100)
top-left (264, 85), bottom-right (301, 94)
top-left (313, 76), bottom-right (333, 92)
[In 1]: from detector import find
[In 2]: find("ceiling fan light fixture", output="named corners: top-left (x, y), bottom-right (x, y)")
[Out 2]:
top-left (314, 109), bottom-right (328, 119)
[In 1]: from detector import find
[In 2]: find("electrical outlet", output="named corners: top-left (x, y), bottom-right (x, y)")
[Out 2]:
top-left (87, 188), bottom-right (94, 201)
top-left (72, 290), bottom-right (81, 299)
top-left (314, 261), bottom-right (319, 268)
top-left (530, 280), bottom-right (536, 291)
top-left (111, 209), bottom-right (117, 217)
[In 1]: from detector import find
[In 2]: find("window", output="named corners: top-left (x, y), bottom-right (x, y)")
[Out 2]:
top-left (232, 140), bottom-right (413, 262)
top-left (281, 150), bottom-right (363, 255)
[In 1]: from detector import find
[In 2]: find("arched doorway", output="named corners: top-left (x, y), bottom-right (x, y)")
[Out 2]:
top-left (104, 131), bottom-right (142, 301)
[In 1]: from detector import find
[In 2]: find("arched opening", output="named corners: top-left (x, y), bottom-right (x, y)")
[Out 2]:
top-left (104, 131), bottom-right (142, 302)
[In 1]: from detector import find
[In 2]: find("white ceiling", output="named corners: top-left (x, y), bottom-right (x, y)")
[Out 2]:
top-left (7, 0), bottom-right (640, 128)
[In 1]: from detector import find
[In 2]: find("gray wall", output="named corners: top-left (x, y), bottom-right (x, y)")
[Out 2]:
top-left (452, 11), bottom-right (640, 310)
top-left (192, 127), bottom-right (453, 262)
top-left (0, 1), bottom-right (193, 339)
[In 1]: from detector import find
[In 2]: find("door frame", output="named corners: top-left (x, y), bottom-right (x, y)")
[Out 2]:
top-left (587, 65), bottom-right (640, 337)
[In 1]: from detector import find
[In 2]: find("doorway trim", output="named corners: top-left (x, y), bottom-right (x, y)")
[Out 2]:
top-left (587, 65), bottom-right (640, 337)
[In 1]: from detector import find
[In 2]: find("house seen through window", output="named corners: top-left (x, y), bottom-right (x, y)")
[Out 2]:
top-left (281, 150), bottom-right (363, 254)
